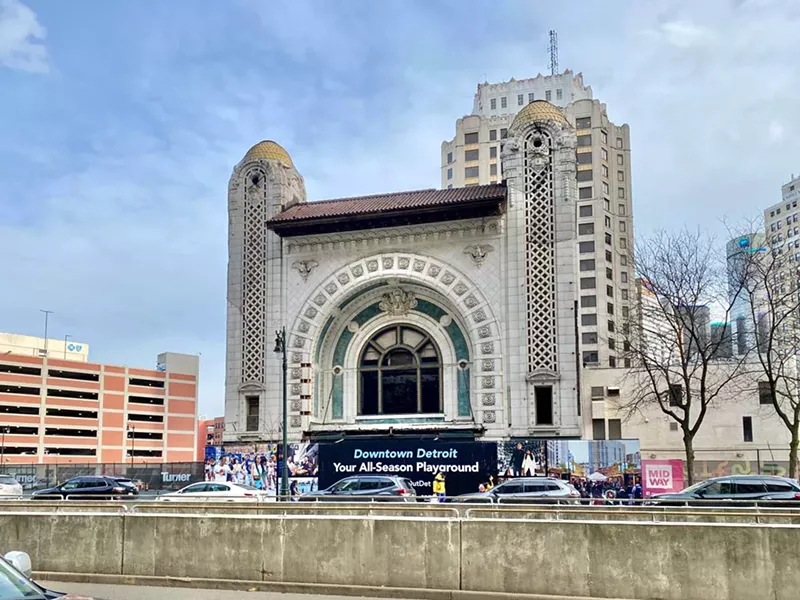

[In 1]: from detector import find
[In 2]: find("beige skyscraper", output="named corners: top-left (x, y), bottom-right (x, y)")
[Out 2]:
top-left (441, 71), bottom-right (635, 369)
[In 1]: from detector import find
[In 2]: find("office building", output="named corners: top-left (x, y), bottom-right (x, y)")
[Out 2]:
top-left (765, 173), bottom-right (800, 290)
top-left (726, 234), bottom-right (768, 355)
top-left (441, 71), bottom-right (635, 369)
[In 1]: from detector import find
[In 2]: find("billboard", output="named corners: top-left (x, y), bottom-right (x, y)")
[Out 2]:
top-left (642, 459), bottom-right (685, 498)
top-left (317, 440), bottom-right (497, 497)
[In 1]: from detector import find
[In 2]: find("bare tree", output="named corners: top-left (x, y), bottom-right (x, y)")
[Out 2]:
top-left (618, 229), bottom-right (749, 484)
top-left (732, 228), bottom-right (800, 477)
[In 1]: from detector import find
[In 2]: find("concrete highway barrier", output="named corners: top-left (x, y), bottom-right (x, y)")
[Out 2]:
top-left (2, 510), bottom-right (799, 599)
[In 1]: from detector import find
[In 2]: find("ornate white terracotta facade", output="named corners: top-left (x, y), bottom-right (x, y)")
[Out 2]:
top-left (225, 103), bottom-right (583, 443)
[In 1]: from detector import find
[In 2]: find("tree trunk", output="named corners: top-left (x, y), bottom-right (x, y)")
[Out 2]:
top-left (789, 428), bottom-right (799, 480)
top-left (683, 433), bottom-right (696, 486)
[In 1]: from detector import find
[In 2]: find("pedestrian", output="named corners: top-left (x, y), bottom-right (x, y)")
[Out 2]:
top-left (204, 459), bottom-right (214, 482)
top-left (632, 479), bottom-right (643, 504)
top-left (214, 456), bottom-right (231, 483)
top-left (433, 471), bottom-right (446, 502)
top-left (486, 475), bottom-right (495, 491)
top-left (478, 483), bottom-right (487, 493)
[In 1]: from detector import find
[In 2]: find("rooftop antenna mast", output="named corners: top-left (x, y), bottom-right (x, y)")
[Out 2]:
top-left (548, 30), bottom-right (559, 75)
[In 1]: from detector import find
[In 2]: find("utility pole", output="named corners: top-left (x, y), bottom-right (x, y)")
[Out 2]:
top-left (274, 328), bottom-right (289, 500)
top-left (40, 310), bottom-right (53, 357)
top-left (63, 334), bottom-right (71, 359)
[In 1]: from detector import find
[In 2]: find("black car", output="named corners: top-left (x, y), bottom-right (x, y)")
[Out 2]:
top-left (32, 475), bottom-right (140, 500)
top-left (648, 475), bottom-right (800, 506)
top-left (300, 475), bottom-right (417, 502)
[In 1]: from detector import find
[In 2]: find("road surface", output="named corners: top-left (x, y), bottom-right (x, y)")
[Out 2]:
top-left (43, 581), bottom-right (415, 600)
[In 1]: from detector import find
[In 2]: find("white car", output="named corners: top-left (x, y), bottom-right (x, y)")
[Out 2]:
top-left (157, 481), bottom-right (275, 502)
top-left (0, 474), bottom-right (23, 497)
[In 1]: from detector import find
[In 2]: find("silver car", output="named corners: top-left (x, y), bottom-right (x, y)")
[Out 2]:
top-left (455, 477), bottom-right (581, 503)
top-left (0, 475), bottom-right (22, 498)
top-left (1, 550), bottom-right (103, 598)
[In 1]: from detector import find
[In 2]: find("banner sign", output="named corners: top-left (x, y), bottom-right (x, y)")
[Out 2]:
top-left (642, 459), bottom-right (685, 498)
top-left (317, 440), bottom-right (497, 496)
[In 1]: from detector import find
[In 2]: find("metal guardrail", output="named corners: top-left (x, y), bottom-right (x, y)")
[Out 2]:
top-left (0, 495), bottom-right (462, 518)
top-left (462, 504), bottom-right (800, 524)
top-left (4, 495), bottom-right (800, 524)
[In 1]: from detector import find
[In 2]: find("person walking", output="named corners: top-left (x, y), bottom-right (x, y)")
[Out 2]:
top-left (432, 472), bottom-right (446, 502)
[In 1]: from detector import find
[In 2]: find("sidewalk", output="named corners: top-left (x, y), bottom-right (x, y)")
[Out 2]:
top-left (44, 581), bottom-right (401, 600)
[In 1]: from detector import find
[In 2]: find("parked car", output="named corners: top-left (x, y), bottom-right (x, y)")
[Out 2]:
top-left (647, 475), bottom-right (800, 506)
top-left (299, 475), bottom-right (417, 502)
top-left (455, 477), bottom-right (581, 503)
top-left (1, 550), bottom-right (101, 599)
top-left (0, 475), bottom-right (23, 498)
top-left (157, 481), bottom-right (274, 502)
top-left (32, 475), bottom-right (139, 500)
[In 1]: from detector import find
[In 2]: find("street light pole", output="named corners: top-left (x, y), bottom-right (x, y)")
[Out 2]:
top-left (40, 310), bottom-right (53, 356)
top-left (0, 427), bottom-right (8, 465)
top-left (127, 425), bottom-right (135, 468)
top-left (63, 335), bottom-right (71, 359)
top-left (274, 327), bottom-right (289, 500)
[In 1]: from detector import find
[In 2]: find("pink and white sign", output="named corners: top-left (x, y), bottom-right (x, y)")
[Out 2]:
top-left (642, 459), bottom-right (685, 498)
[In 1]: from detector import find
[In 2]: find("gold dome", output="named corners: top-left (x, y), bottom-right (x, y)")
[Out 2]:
top-left (510, 100), bottom-right (569, 130)
top-left (242, 140), bottom-right (294, 167)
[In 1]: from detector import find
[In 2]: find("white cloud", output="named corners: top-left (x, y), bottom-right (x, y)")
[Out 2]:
top-left (658, 20), bottom-right (714, 49)
top-left (768, 120), bottom-right (785, 143)
top-left (0, 0), bottom-right (47, 73)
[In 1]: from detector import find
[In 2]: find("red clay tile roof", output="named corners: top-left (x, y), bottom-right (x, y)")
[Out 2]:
top-left (268, 183), bottom-right (506, 224)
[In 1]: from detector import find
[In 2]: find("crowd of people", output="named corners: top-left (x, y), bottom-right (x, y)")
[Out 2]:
top-left (569, 476), bottom-right (643, 503)
top-left (204, 454), bottom-right (279, 492)
top-left (203, 445), bottom-right (319, 496)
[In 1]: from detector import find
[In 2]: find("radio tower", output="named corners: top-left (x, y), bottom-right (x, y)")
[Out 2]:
top-left (548, 30), bottom-right (559, 75)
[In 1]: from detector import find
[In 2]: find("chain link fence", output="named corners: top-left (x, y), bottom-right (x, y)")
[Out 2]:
top-left (0, 461), bottom-right (204, 492)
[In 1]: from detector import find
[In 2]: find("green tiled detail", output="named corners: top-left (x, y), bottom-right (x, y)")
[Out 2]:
top-left (330, 298), bottom-right (473, 420)
top-left (331, 303), bottom-right (382, 419)
top-left (338, 281), bottom-right (388, 310)
top-left (313, 316), bottom-right (335, 416)
top-left (355, 417), bottom-right (445, 424)
top-left (414, 300), bottom-right (471, 416)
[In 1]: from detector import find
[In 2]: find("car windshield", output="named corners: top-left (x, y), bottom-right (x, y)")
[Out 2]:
top-left (680, 480), bottom-right (711, 494)
top-left (329, 479), bottom-right (359, 492)
top-left (0, 476), bottom-right (18, 485)
top-left (0, 558), bottom-right (46, 600)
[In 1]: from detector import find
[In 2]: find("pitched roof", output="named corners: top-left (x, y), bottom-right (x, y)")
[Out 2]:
top-left (268, 184), bottom-right (506, 226)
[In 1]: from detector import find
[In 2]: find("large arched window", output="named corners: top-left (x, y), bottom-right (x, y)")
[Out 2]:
top-left (359, 325), bottom-right (441, 415)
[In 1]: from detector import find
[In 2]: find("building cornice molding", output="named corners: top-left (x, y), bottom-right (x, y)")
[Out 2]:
top-left (285, 218), bottom-right (502, 254)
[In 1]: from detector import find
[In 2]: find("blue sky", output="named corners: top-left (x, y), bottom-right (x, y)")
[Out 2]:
top-left (1, 0), bottom-right (798, 416)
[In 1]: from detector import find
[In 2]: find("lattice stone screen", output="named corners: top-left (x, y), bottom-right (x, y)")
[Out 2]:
top-left (242, 175), bottom-right (267, 384)
top-left (523, 131), bottom-right (558, 373)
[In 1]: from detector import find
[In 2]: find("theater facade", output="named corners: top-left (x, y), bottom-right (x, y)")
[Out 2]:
top-left (224, 101), bottom-right (582, 443)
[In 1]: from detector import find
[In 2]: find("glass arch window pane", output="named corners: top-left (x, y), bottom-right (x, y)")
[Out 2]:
top-left (383, 349), bottom-right (415, 367)
top-left (358, 325), bottom-right (442, 415)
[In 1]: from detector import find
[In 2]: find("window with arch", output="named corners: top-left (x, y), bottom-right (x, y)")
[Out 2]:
top-left (359, 325), bottom-right (442, 415)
